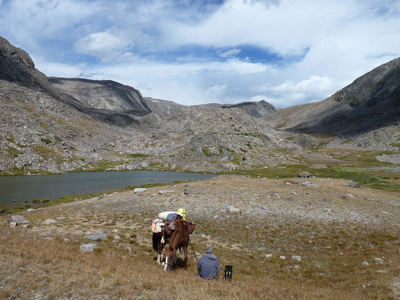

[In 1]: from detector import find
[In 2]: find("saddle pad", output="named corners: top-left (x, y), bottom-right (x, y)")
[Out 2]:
top-left (158, 211), bottom-right (182, 220)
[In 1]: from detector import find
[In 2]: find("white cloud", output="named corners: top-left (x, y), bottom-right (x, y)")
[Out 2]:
top-left (74, 29), bottom-right (133, 62)
top-left (217, 48), bottom-right (241, 58)
top-left (1, 0), bottom-right (400, 108)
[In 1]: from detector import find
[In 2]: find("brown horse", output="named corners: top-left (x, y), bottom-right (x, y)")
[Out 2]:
top-left (164, 219), bottom-right (190, 271)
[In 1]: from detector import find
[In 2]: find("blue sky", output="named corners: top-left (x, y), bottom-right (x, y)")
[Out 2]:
top-left (1, 0), bottom-right (400, 108)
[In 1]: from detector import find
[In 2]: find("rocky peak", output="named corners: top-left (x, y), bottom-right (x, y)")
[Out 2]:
top-left (0, 36), bottom-right (50, 92)
top-left (221, 100), bottom-right (277, 118)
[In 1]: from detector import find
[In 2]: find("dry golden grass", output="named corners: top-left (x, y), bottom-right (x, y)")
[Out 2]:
top-left (0, 176), bottom-right (399, 299)
top-left (0, 232), bottom-right (365, 300)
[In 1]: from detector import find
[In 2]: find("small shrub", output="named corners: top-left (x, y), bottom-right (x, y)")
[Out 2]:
top-left (41, 138), bottom-right (52, 144)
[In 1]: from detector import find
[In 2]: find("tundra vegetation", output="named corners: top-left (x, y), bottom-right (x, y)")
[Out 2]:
top-left (1, 175), bottom-right (399, 299)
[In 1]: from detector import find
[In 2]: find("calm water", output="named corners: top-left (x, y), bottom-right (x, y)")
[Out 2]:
top-left (0, 171), bottom-right (216, 209)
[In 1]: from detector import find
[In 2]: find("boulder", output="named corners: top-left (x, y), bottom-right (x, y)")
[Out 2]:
top-left (298, 172), bottom-right (311, 178)
top-left (134, 188), bottom-right (147, 194)
top-left (349, 181), bottom-right (360, 188)
top-left (80, 243), bottom-right (98, 252)
top-left (227, 205), bottom-right (240, 214)
top-left (85, 231), bottom-right (107, 241)
top-left (184, 189), bottom-right (194, 195)
top-left (9, 215), bottom-right (30, 227)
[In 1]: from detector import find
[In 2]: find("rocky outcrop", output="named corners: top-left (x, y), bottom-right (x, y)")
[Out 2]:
top-left (49, 78), bottom-right (151, 116)
top-left (221, 100), bottom-right (277, 118)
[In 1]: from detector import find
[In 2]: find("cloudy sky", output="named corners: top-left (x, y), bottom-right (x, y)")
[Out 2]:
top-left (1, 0), bottom-right (400, 108)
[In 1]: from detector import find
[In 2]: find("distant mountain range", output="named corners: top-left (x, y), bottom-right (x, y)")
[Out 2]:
top-left (1, 36), bottom-right (399, 174)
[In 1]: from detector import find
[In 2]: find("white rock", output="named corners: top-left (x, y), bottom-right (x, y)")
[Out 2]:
top-left (80, 243), bottom-right (98, 252)
top-left (43, 219), bottom-right (57, 225)
top-left (374, 258), bottom-right (384, 264)
top-left (292, 255), bottom-right (301, 262)
top-left (134, 188), bottom-right (147, 193)
top-left (227, 205), bottom-right (240, 214)
top-left (265, 254), bottom-right (273, 259)
top-left (279, 256), bottom-right (286, 260)
top-left (361, 261), bottom-right (369, 266)
top-left (9, 222), bottom-right (17, 228)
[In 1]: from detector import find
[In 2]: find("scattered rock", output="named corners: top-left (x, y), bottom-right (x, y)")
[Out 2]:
top-left (292, 255), bottom-right (301, 262)
top-left (348, 181), bottom-right (360, 188)
top-left (265, 254), bottom-right (273, 259)
top-left (134, 188), bottom-right (147, 194)
top-left (270, 192), bottom-right (280, 199)
top-left (361, 261), bottom-right (369, 266)
top-left (296, 181), bottom-right (319, 187)
top-left (298, 172), bottom-right (311, 178)
top-left (343, 194), bottom-right (355, 199)
top-left (279, 256), bottom-right (286, 260)
top-left (80, 243), bottom-right (98, 252)
top-left (374, 258), bottom-right (384, 264)
top-left (389, 200), bottom-right (400, 207)
top-left (227, 205), bottom-right (240, 214)
top-left (43, 219), bottom-right (57, 225)
top-left (184, 189), bottom-right (194, 195)
top-left (85, 231), bottom-right (107, 241)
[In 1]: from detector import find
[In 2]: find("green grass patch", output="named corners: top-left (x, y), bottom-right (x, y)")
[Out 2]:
top-left (41, 138), bottom-right (52, 144)
top-left (32, 198), bottom-right (50, 203)
top-left (8, 206), bottom-right (26, 214)
top-left (7, 146), bottom-right (23, 157)
top-left (202, 147), bottom-right (212, 157)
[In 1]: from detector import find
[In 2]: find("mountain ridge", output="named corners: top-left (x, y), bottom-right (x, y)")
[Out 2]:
top-left (1, 35), bottom-right (400, 175)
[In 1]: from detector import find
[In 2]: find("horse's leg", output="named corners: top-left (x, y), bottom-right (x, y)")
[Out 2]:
top-left (157, 251), bottom-right (162, 264)
top-left (161, 243), bottom-right (166, 265)
top-left (184, 245), bottom-right (188, 270)
top-left (164, 246), bottom-right (175, 271)
top-left (164, 247), bottom-right (170, 271)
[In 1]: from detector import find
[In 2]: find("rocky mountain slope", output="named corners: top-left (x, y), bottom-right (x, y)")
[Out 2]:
top-left (265, 58), bottom-right (400, 151)
top-left (1, 35), bottom-right (400, 175)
